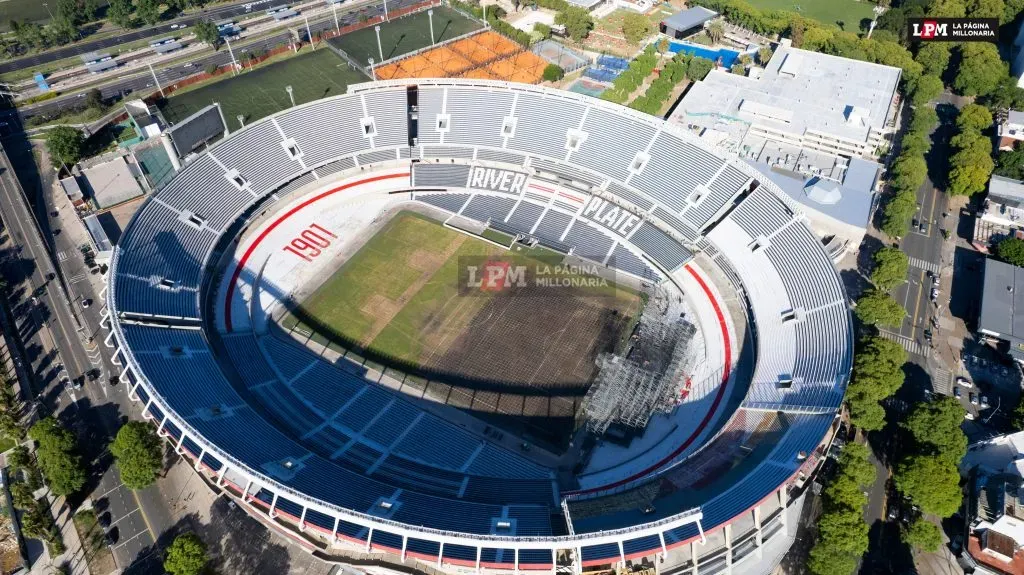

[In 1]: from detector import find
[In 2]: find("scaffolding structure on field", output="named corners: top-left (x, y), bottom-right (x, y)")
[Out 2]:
top-left (580, 286), bottom-right (698, 436)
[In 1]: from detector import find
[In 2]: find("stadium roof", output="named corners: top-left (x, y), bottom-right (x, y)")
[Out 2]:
top-left (980, 258), bottom-right (1024, 360)
top-left (743, 156), bottom-right (877, 229)
top-left (677, 44), bottom-right (901, 146)
top-left (662, 7), bottom-right (717, 32)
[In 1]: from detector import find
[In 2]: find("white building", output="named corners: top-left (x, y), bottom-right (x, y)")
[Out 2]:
top-left (670, 40), bottom-right (902, 161)
top-left (999, 110), bottom-right (1024, 151)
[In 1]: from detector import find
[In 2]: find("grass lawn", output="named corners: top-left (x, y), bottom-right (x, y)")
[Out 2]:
top-left (159, 48), bottom-right (365, 126)
top-left (327, 6), bottom-right (483, 66)
top-left (289, 211), bottom-right (639, 368)
top-left (595, 8), bottom-right (670, 37)
top-left (0, 437), bottom-right (15, 454)
top-left (743, 0), bottom-right (876, 28)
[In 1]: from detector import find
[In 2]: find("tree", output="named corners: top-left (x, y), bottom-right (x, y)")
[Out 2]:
top-left (541, 63), bottom-right (564, 82)
top-left (911, 74), bottom-right (943, 106)
top-left (931, 0), bottom-right (968, 17)
top-left (686, 56), bottom-right (714, 81)
top-left (953, 43), bottom-right (1006, 96)
top-left (6, 446), bottom-right (29, 471)
top-left (846, 335), bottom-right (906, 430)
top-left (27, 418), bottom-right (86, 497)
top-left (656, 37), bottom-right (669, 53)
top-left (915, 43), bottom-right (950, 77)
top-left (996, 146), bottom-right (1024, 180)
top-left (706, 20), bottom-right (724, 44)
top-left (44, 126), bottom-right (83, 168)
top-left (730, 63), bottom-right (745, 75)
top-left (620, 12), bottom-right (651, 44)
top-left (871, 247), bottom-right (909, 290)
top-left (757, 46), bottom-right (773, 65)
top-left (837, 443), bottom-right (877, 488)
top-left (902, 518), bottom-right (943, 552)
top-left (967, 0), bottom-right (1005, 18)
top-left (903, 397), bottom-right (968, 463)
top-left (554, 7), bottom-right (593, 42)
top-left (135, 0), bottom-right (162, 25)
top-left (895, 454), bottom-right (963, 517)
top-left (107, 0), bottom-right (134, 28)
top-left (808, 543), bottom-right (859, 575)
top-left (164, 532), bottom-right (208, 575)
top-left (997, 237), bottom-right (1024, 267)
top-left (849, 399), bottom-right (887, 431)
top-left (194, 19), bottom-right (220, 49)
top-left (110, 421), bottom-right (164, 490)
top-left (84, 88), bottom-right (102, 111)
top-left (890, 154), bottom-right (927, 192)
top-left (948, 133), bottom-right (994, 196)
top-left (956, 103), bottom-right (994, 132)
top-left (855, 290), bottom-right (905, 327)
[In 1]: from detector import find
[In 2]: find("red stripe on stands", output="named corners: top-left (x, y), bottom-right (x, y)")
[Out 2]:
top-left (565, 264), bottom-right (732, 495)
top-left (224, 172), bottom-right (410, 331)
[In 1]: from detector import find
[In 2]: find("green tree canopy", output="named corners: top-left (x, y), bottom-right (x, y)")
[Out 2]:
top-left (911, 74), bottom-right (943, 106)
top-left (948, 133), bottom-right (995, 196)
top-left (931, 0), bottom-right (968, 17)
top-left (107, 0), bottom-right (134, 28)
top-left (27, 417), bottom-right (85, 497)
top-left (164, 532), bottom-right (208, 575)
top-left (193, 20), bottom-right (220, 49)
top-left (996, 146), bottom-right (1024, 180)
top-left (902, 518), bottom-right (943, 552)
top-left (542, 64), bottom-right (564, 82)
top-left (707, 19), bottom-right (724, 43)
top-left (895, 454), bottom-right (963, 517)
top-left (871, 246), bottom-right (909, 290)
top-left (837, 443), bottom-right (878, 488)
top-left (554, 7), bottom-right (593, 41)
top-left (997, 237), bottom-right (1024, 267)
top-left (915, 42), bottom-right (950, 77)
top-left (967, 0), bottom-right (1005, 18)
top-left (890, 153), bottom-right (927, 193)
top-left (135, 0), bottom-right (162, 25)
top-left (110, 421), bottom-right (164, 490)
top-left (846, 335), bottom-right (906, 430)
top-left (953, 43), bottom-right (1006, 96)
top-left (620, 12), bottom-right (651, 43)
top-left (44, 126), bottom-right (83, 167)
top-left (855, 290), bottom-right (905, 327)
top-left (849, 399), bottom-right (887, 431)
top-left (903, 397), bottom-right (968, 463)
top-left (956, 103), bottom-right (994, 132)
top-left (757, 46), bottom-right (773, 65)
top-left (686, 56), bottom-right (714, 81)
top-left (808, 542), bottom-right (859, 575)
top-left (910, 106), bottom-right (940, 134)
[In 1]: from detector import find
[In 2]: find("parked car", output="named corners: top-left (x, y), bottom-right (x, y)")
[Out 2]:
top-left (957, 377), bottom-right (974, 388)
top-left (970, 393), bottom-right (979, 405)
top-left (981, 396), bottom-right (990, 409)
top-left (931, 288), bottom-right (939, 301)
top-left (954, 387), bottom-right (962, 399)
top-left (965, 412), bottom-right (975, 420)
top-left (920, 221), bottom-right (929, 234)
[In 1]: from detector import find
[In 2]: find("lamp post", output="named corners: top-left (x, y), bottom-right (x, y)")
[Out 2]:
top-left (285, 85), bottom-right (295, 107)
top-left (332, 2), bottom-right (340, 34)
top-left (304, 14), bottom-right (315, 49)
top-left (43, 3), bottom-right (53, 20)
top-left (224, 35), bottom-right (239, 76)
top-left (428, 9), bottom-right (435, 44)
top-left (147, 62), bottom-right (164, 97)
top-left (383, 0), bottom-right (389, 21)
top-left (374, 25), bottom-right (384, 61)
top-left (237, 115), bottom-right (245, 129)
top-left (368, 57), bottom-right (376, 81)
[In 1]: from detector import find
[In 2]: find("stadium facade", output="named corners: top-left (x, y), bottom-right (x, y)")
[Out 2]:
top-left (103, 80), bottom-right (852, 574)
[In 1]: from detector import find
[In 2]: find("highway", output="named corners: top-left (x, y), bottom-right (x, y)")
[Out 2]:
top-left (0, 0), bottom-right (286, 75)
top-left (3, 0), bottom-right (415, 122)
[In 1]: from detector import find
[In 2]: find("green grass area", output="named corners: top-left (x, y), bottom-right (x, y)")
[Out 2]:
top-left (326, 6), bottom-right (483, 66)
top-left (159, 48), bottom-right (365, 126)
top-left (0, 437), bottom-right (15, 454)
top-left (742, 0), bottom-right (876, 27)
top-left (291, 211), bottom-right (640, 368)
top-left (72, 509), bottom-right (116, 574)
top-left (595, 8), bottom-right (670, 37)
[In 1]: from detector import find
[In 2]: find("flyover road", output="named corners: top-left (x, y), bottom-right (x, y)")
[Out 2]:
top-left (0, 0), bottom-right (286, 75)
top-left (2, 0), bottom-right (416, 122)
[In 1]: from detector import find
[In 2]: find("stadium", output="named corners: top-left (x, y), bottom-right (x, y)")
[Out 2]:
top-left (103, 79), bottom-right (852, 574)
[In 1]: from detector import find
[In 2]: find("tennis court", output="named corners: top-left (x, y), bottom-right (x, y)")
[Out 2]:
top-left (327, 6), bottom-right (483, 66)
top-left (160, 49), bottom-right (366, 127)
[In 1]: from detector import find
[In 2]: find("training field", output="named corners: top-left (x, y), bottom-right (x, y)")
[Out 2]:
top-left (743, 0), bottom-right (875, 27)
top-left (327, 6), bottom-right (483, 65)
top-left (160, 49), bottom-right (365, 126)
top-left (284, 211), bottom-right (642, 447)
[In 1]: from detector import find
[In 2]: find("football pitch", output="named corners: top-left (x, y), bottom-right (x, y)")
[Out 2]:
top-left (160, 49), bottom-right (366, 126)
top-left (327, 6), bottom-right (483, 65)
top-left (284, 211), bottom-right (642, 428)
top-left (744, 0), bottom-right (875, 27)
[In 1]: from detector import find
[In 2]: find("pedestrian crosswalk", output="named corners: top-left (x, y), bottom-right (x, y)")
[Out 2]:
top-left (56, 251), bottom-right (67, 262)
top-left (932, 367), bottom-right (953, 396)
top-left (908, 256), bottom-right (940, 274)
top-left (67, 273), bottom-right (85, 284)
top-left (878, 330), bottom-right (926, 356)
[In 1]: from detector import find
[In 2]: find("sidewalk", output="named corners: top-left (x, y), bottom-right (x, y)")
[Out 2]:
top-left (30, 493), bottom-right (91, 575)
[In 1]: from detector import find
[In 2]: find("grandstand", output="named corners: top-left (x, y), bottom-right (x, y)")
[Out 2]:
top-left (105, 80), bottom-right (852, 575)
